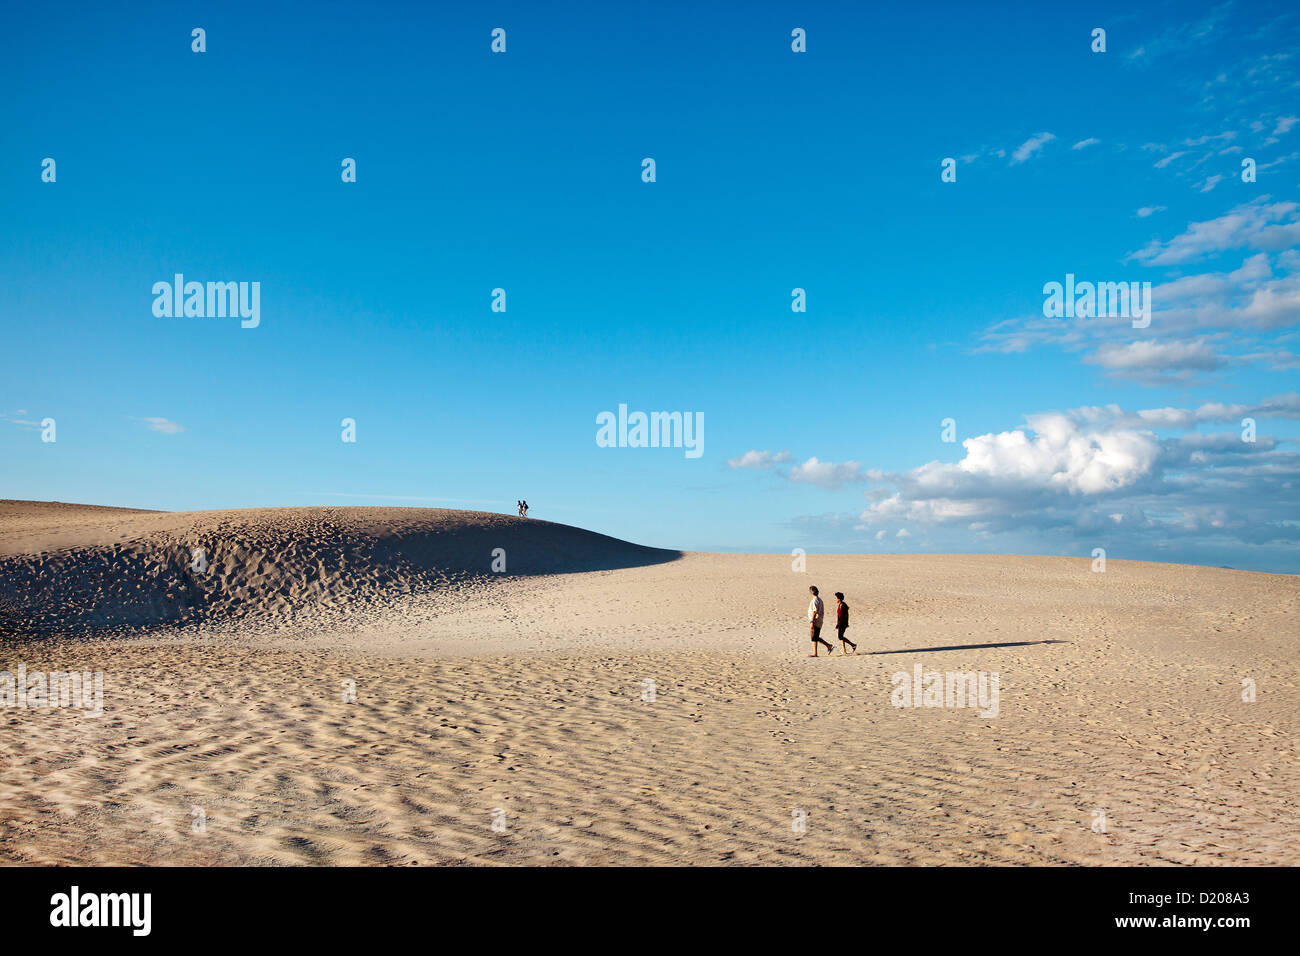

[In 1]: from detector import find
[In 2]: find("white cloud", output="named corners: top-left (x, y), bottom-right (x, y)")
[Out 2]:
top-left (1125, 4), bottom-right (1233, 63)
top-left (1136, 206), bottom-right (1167, 218)
top-left (1183, 132), bottom-right (1237, 147)
top-left (1072, 138), bottom-right (1101, 150)
top-left (135, 417), bottom-right (185, 435)
top-left (727, 449), bottom-right (791, 470)
top-left (730, 451), bottom-right (868, 489)
top-left (1120, 393), bottom-right (1300, 429)
top-left (1085, 339), bottom-right (1226, 384)
top-left (1131, 198), bottom-right (1300, 265)
top-left (958, 414), bottom-right (1161, 495)
top-left (836, 396), bottom-right (1300, 556)
top-left (787, 457), bottom-right (868, 489)
top-left (978, 240), bottom-right (1300, 375)
top-left (1257, 151), bottom-right (1299, 172)
top-left (3, 414), bottom-right (42, 430)
top-left (779, 393), bottom-right (1300, 565)
top-left (1011, 132), bottom-right (1056, 164)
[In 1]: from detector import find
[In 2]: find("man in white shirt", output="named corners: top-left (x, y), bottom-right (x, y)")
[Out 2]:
top-left (807, 585), bottom-right (835, 657)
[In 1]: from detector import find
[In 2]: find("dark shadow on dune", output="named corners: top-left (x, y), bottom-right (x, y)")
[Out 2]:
top-left (367, 517), bottom-right (683, 577)
top-left (0, 508), bottom-right (684, 637)
top-left (869, 640), bottom-right (1071, 655)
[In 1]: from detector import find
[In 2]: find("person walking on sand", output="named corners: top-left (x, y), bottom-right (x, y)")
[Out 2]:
top-left (807, 585), bottom-right (835, 657)
top-left (834, 591), bottom-right (856, 655)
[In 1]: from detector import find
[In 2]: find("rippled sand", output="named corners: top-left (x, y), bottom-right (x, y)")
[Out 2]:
top-left (2, 502), bottom-right (1296, 865)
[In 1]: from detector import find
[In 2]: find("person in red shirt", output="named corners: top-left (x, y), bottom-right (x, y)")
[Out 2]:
top-left (834, 592), bottom-right (856, 655)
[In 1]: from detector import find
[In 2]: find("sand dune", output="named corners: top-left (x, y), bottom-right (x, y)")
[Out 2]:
top-left (0, 501), bottom-right (679, 635)
top-left (1, 501), bottom-right (1296, 866)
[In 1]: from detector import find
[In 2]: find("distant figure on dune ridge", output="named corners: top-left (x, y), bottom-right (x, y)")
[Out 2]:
top-left (834, 591), bottom-right (856, 655)
top-left (516, 500), bottom-right (523, 516)
top-left (807, 585), bottom-right (835, 657)
top-left (517, 499), bottom-right (529, 518)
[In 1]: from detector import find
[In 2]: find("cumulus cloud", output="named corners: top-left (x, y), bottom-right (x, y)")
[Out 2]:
top-left (957, 413), bottom-right (1160, 494)
top-left (852, 396), bottom-right (1297, 543)
top-left (783, 396), bottom-right (1300, 567)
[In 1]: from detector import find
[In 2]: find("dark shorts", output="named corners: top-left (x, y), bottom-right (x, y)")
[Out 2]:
top-left (810, 624), bottom-right (822, 640)
top-left (836, 625), bottom-right (847, 637)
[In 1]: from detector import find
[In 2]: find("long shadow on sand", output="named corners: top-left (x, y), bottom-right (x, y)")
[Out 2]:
top-left (868, 639), bottom-right (1071, 655)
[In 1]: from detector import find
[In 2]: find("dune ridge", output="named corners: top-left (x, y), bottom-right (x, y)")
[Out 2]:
top-left (0, 501), bottom-right (680, 635)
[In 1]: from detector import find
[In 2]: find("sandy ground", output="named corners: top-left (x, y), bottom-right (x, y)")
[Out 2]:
top-left (1, 502), bottom-right (1297, 865)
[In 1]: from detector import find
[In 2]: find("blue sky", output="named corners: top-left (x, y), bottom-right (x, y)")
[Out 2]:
top-left (2, 0), bottom-right (1298, 571)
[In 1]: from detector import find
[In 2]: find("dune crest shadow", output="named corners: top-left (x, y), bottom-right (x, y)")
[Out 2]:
top-left (0, 502), bottom-right (682, 636)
